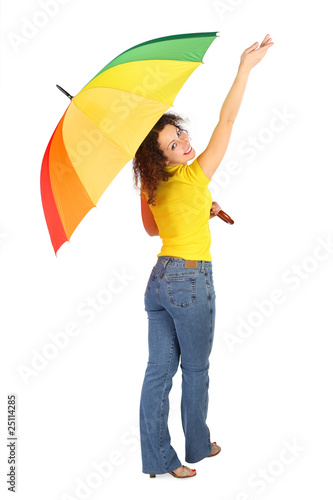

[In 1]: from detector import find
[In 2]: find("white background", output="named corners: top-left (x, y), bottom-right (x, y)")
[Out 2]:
top-left (1, 0), bottom-right (333, 498)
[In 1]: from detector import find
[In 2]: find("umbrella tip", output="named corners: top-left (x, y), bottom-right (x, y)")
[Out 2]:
top-left (56, 84), bottom-right (73, 100)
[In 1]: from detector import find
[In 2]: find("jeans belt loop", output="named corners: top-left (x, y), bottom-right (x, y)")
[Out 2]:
top-left (162, 257), bottom-right (168, 268)
top-left (162, 256), bottom-right (171, 272)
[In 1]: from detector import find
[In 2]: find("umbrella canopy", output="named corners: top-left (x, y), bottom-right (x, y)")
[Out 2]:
top-left (40, 32), bottom-right (218, 255)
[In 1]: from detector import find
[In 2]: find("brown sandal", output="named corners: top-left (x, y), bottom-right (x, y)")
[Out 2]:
top-left (150, 465), bottom-right (196, 478)
top-left (169, 465), bottom-right (196, 478)
top-left (208, 442), bottom-right (221, 457)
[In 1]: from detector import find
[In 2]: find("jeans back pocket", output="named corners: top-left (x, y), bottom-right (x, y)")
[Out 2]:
top-left (166, 276), bottom-right (196, 308)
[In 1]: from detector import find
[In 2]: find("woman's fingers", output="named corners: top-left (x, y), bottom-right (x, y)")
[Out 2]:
top-left (245, 42), bottom-right (259, 54)
top-left (260, 35), bottom-right (273, 48)
top-left (210, 201), bottom-right (222, 216)
top-left (247, 35), bottom-right (273, 52)
top-left (259, 42), bottom-right (274, 52)
top-left (239, 35), bottom-right (273, 74)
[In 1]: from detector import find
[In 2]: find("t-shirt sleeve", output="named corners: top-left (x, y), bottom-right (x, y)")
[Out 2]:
top-left (180, 158), bottom-right (211, 186)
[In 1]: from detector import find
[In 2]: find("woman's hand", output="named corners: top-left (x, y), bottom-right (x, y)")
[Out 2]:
top-left (209, 201), bottom-right (222, 219)
top-left (239, 34), bottom-right (274, 73)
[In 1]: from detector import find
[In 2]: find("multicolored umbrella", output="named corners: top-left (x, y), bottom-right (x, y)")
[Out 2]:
top-left (40, 32), bottom-right (219, 255)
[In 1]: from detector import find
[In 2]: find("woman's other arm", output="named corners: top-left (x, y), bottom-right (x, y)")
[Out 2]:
top-left (197, 34), bottom-right (274, 180)
top-left (141, 190), bottom-right (159, 236)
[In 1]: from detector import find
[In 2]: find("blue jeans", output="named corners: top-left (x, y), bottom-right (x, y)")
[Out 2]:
top-left (139, 256), bottom-right (216, 474)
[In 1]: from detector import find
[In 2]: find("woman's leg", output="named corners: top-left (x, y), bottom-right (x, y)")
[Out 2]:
top-left (181, 267), bottom-right (216, 463)
top-left (140, 266), bottom-right (182, 474)
top-left (159, 261), bottom-right (216, 464)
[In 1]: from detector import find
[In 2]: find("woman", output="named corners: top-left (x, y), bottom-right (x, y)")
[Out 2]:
top-left (133, 35), bottom-right (274, 479)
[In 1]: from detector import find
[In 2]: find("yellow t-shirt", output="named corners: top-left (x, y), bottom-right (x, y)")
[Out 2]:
top-left (142, 157), bottom-right (212, 261)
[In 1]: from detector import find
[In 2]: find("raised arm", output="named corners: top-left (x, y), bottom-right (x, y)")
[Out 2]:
top-left (197, 34), bottom-right (274, 180)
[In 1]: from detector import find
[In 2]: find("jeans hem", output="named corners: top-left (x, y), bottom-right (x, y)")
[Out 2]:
top-left (142, 470), bottom-right (166, 475)
top-left (185, 443), bottom-right (213, 464)
top-left (142, 461), bottom-right (182, 475)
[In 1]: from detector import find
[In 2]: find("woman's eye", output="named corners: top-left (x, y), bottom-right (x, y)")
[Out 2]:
top-left (171, 129), bottom-right (181, 150)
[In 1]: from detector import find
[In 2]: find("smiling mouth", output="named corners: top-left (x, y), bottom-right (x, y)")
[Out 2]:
top-left (184, 146), bottom-right (192, 155)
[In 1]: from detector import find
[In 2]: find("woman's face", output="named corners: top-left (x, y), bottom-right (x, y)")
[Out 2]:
top-left (157, 124), bottom-right (195, 166)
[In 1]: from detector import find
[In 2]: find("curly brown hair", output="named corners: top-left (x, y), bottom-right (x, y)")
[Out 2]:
top-left (132, 112), bottom-right (189, 206)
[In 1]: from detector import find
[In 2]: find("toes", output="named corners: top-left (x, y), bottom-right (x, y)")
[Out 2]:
top-left (184, 466), bottom-right (196, 476)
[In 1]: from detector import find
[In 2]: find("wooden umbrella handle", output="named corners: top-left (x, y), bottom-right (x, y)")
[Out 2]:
top-left (217, 209), bottom-right (234, 225)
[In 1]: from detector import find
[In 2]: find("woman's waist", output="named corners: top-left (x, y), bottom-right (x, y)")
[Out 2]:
top-left (155, 256), bottom-right (212, 273)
